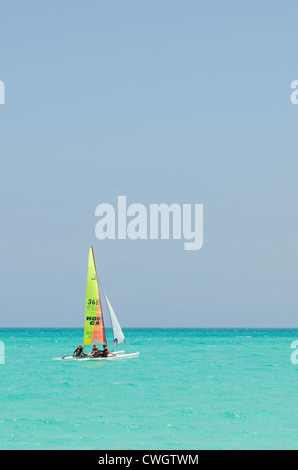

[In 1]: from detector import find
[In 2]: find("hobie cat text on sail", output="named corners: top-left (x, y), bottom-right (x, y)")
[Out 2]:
top-left (95, 196), bottom-right (203, 251)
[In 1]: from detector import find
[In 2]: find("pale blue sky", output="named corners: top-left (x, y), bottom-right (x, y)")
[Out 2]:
top-left (0, 1), bottom-right (297, 327)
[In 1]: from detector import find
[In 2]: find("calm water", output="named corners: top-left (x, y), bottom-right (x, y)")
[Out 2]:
top-left (1, 328), bottom-right (298, 450)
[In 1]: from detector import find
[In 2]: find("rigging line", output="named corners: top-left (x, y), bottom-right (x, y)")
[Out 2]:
top-left (91, 249), bottom-right (126, 352)
top-left (94, 264), bottom-right (116, 349)
top-left (90, 246), bottom-right (107, 346)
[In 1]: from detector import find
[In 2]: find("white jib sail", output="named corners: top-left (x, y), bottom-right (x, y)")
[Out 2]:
top-left (104, 292), bottom-right (125, 347)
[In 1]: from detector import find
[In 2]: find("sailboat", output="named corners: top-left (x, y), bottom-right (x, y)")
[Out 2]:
top-left (54, 247), bottom-right (139, 361)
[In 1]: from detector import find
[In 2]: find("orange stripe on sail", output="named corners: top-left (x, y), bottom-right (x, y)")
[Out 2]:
top-left (90, 282), bottom-right (106, 344)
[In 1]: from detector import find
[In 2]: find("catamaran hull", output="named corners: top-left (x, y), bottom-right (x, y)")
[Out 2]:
top-left (53, 352), bottom-right (139, 361)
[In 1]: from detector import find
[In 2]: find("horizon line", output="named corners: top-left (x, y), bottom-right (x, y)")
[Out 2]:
top-left (1, 326), bottom-right (298, 330)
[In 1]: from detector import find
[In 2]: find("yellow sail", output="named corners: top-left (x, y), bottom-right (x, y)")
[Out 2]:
top-left (83, 247), bottom-right (106, 345)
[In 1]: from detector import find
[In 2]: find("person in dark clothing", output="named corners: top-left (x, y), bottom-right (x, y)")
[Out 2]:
top-left (73, 345), bottom-right (84, 357)
top-left (89, 345), bottom-right (101, 357)
top-left (102, 344), bottom-right (110, 357)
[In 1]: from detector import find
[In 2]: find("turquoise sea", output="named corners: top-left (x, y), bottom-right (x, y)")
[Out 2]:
top-left (1, 328), bottom-right (298, 450)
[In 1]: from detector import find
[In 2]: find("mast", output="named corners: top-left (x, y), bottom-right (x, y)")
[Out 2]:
top-left (91, 246), bottom-right (107, 343)
top-left (83, 246), bottom-right (107, 346)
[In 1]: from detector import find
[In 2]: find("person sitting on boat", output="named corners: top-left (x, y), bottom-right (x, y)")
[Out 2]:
top-left (89, 345), bottom-right (100, 357)
top-left (73, 345), bottom-right (84, 357)
top-left (101, 344), bottom-right (110, 357)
